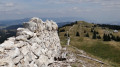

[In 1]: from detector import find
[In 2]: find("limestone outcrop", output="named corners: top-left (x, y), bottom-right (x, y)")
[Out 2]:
top-left (0, 17), bottom-right (61, 67)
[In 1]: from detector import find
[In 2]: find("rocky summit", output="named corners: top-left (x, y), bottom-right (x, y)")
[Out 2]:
top-left (0, 17), bottom-right (62, 67)
top-left (0, 17), bottom-right (112, 67)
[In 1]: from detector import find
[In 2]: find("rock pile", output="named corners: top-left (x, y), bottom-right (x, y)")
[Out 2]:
top-left (0, 17), bottom-right (61, 67)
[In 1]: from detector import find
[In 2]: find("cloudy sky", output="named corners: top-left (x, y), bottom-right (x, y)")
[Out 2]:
top-left (0, 0), bottom-right (120, 23)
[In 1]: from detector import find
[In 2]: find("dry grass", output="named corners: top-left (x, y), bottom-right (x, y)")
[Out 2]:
top-left (59, 21), bottom-right (120, 67)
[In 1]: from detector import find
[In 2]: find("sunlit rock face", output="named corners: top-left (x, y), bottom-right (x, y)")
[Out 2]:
top-left (0, 17), bottom-right (61, 67)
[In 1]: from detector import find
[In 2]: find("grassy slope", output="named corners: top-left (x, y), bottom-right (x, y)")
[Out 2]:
top-left (59, 21), bottom-right (120, 67)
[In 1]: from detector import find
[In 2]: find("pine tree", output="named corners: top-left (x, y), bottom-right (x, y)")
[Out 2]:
top-left (92, 32), bottom-right (96, 39)
top-left (96, 31), bottom-right (99, 34)
top-left (97, 35), bottom-right (101, 39)
top-left (118, 36), bottom-right (120, 41)
top-left (91, 28), bottom-right (93, 32)
top-left (103, 34), bottom-right (107, 41)
top-left (86, 33), bottom-right (89, 37)
top-left (68, 33), bottom-right (70, 37)
top-left (84, 30), bottom-right (86, 33)
top-left (76, 32), bottom-right (80, 36)
top-left (64, 33), bottom-right (67, 37)
top-left (64, 33), bottom-right (70, 37)
top-left (60, 29), bottom-right (65, 32)
top-left (116, 36), bottom-right (120, 41)
top-left (111, 34), bottom-right (115, 40)
top-left (107, 34), bottom-right (111, 41)
top-left (93, 31), bottom-right (96, 34)
top-left (103, 34), bottom-right (111, 41)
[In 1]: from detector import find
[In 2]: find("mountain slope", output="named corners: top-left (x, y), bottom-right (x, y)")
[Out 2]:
top-left (58, 21), bottom-right (120, 67)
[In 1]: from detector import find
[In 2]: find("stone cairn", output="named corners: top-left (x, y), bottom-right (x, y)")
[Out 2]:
top-left (0, 17), bottom-right (62, 67)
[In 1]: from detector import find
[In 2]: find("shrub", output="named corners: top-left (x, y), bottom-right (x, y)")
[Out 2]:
top-left (60, 29), bottom-right (65, 32)
top-left (97, 35), bottom-right (101, 39)
top-left (76, 32), bottom-right (80, 36)
top-left (85, 33), bottom-right (89, 37)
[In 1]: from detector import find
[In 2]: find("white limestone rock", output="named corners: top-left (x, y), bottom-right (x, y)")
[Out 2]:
top-left (0, 17), bottom-right (61, 67)
top-left (0, 40), bottom-right (14, 50)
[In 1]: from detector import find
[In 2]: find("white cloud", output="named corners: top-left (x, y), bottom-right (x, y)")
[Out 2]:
top-left (0, 2), bottom-right (19, 14)
top-left (0, 2), bottom-right (15, 7)
top-left (73, 7), bottom-right (78, 10)
top-left (101, 2), bottom-right (120, 7)
top-left (48, 0), bottom-right (120, 8)
top-left (0, 0), bottom-right (120, 22)
top-left (0, 2), bottom-right (15, 10)
top-left (5, 2), bottom-right (15, 7)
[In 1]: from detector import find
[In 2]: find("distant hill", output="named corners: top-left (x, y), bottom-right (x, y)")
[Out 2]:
top-left (2, 21), bottom-right (74, 30)
top-left (4, 24), bottom-right (23, 30)
top-left (0, 17), bottom-right (86, 27)
top-left (0, 18), bottom-right (29, 27)
top-left (0, 17), bottom-right (120, 28)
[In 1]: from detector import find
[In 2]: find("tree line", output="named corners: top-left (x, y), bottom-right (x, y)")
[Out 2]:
top-left (0, 29), bottom-right (16, 43)
top-left (97, 24), bottom-right (120, 30)
top-left (103, 34), bottom-right (120, 41)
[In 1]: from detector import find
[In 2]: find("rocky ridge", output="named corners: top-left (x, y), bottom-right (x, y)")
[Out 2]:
top-left (0, 17), bottom-right (112, 67)
top-left (0, 17), bottom-right (62, 67)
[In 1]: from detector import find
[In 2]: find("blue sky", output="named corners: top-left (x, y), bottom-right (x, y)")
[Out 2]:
top-left (0, 0), bottom-right (120, 23)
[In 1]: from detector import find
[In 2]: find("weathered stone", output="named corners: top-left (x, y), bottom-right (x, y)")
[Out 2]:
top-left (0, 17), bottom-right (61, 67)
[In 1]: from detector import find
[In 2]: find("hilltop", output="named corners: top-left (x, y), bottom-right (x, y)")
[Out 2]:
top-left (58, 21), bottom-right (120, 67)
